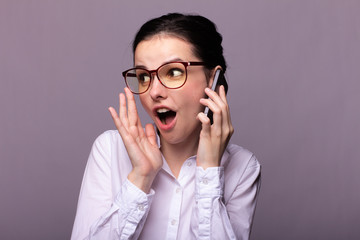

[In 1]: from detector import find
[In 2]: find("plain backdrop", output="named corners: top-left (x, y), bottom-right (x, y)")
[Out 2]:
top-left (1, 0), bottom-right (359, 239)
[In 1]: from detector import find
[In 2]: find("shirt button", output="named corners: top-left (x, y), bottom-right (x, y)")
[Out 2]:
top-left (176, 187), bottom-right (181, 194)
top-left (138, 204), bottom-right (144, 211)
top-left (202, 178), bottom-right (208, 185)
top-left (186, 161), bottom-right (192, 167)
top-left (171, 219), bottom-right (177, 225)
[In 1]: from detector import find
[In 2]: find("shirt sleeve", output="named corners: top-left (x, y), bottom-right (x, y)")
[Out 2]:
top-left (71, 132), bottom-right (154, 240)
top-left (192, 155), bottom-right (261, 240)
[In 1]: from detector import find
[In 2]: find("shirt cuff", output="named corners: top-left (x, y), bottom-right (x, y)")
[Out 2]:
top-left (195, 166), bottom-right (224, 199)
top-left (115, 179), bottom-right (154, 222)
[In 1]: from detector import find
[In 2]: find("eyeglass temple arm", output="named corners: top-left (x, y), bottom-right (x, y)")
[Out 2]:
top-left (188, 62), bottom-right (205, 66)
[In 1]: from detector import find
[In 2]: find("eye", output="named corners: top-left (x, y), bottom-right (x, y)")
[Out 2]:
top-left (138, 73), bottom-right (151, 84)
top-left (167, 68), bottom-right (184, 79)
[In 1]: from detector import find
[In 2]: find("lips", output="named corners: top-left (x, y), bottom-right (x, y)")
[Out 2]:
top-left (153, 107), bottom-right (177, 130)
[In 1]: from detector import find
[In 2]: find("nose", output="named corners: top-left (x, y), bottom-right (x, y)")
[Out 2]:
top-left (148, 74), bottom-right (167, 100)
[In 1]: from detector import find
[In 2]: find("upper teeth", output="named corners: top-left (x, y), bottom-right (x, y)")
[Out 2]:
top-left (157, 108), bottom-right (170, 113)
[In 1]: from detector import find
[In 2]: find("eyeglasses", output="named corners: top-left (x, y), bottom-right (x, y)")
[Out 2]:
top-left (122, 61), bottom-right (205, 94)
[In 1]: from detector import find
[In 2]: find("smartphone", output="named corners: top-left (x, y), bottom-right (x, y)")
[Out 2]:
top-left (204, 69), bottom-right (223, 116)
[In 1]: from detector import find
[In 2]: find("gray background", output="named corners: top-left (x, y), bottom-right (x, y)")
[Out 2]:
top-left (1, 0), bottom-right (359, 239)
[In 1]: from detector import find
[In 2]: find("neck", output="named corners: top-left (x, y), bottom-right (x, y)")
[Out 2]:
top-left (159, 130), bottom-right (200, 178)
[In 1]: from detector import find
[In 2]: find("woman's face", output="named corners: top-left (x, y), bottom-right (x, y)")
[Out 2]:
top-left (135, 35), bottom-right (212, 146)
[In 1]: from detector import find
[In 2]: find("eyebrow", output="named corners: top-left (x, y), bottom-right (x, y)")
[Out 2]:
top-left (134, 57), bottom-right (184, 69)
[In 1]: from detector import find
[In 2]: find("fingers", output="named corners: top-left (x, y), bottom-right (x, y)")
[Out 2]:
top-left (201, 87), bottom-right (227, 125)
top-left (121, 88), bottom-right (146, 140)
top-left (109, 106), bottom-right (128, 138)
top-left (197, 112), bottom-right (211, 137)
top-left (218, 86), bottom-right (232, 129)
top-left (145, 124), bottom-right (157, 146)
top-left (110, 88), bottom-right (146, 140)
top-left (200, 97), bottom-right (222, 134)
top-left (108, 106), bottom-right (120, 125)
top-left (218, 85), bottom-right (234, 137)
top-left (200, 86), bottom-right (233, 139)
top-left (203, 87), bottom-right (227, 113)
top-left (125, 88), bottom-right (146, 138)
top-left (124, 88), bottom-right (138, 126)
top-left (119, 92), bottom-right (129, 129)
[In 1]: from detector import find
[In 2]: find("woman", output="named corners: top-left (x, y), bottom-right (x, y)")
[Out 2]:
top-left (71, 13), bottom-right (261, 240)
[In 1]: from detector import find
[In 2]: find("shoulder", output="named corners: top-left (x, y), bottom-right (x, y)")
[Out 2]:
top-left (222, 144), bottom-right (261, 181)
top-left (91, 130), bottom-right (123, 151)
top-left (89, 130), bottom-right (126, 163)
top-left (225, 144), bottom-right (254, 160)
top-left (88, 130), bottom-right (132, 175)
top-left (223, 144), bottom-right (260, 168)
top-left (94, 129), bottom-right (122, 144)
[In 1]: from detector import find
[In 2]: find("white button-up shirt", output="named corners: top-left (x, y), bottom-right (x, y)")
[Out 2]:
top-left (71, 130), bottom-right (261, 240)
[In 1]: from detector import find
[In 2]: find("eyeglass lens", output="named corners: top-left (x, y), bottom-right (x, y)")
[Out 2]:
top-left (125, 62), bottom-right (187, 94)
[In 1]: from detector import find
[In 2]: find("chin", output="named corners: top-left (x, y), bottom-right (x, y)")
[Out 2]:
top-left (159, 123), bottom-right (201, 145)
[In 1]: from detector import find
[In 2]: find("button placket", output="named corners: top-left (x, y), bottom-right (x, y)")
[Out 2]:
top-left (165, 184), bottom-right (182, 239)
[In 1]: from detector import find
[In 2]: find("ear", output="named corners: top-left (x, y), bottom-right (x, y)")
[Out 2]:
top-left (207, 65), bottom-right (223, 90)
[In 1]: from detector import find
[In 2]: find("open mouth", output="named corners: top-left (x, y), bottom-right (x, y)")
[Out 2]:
top-left (156, 108), bottom-right (177, 125)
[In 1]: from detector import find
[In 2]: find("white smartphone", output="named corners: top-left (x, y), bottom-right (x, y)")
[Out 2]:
top-left (204, 69), bottom-right (222, 116)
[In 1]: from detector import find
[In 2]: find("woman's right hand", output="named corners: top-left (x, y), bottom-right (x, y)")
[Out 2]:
top-left (108, 88), bottom-right (162, 193)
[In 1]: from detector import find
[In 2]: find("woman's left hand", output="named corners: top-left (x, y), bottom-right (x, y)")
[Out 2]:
top-left (196, 85), bottom-right (234, 169)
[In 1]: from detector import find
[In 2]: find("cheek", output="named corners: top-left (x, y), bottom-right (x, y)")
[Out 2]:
top-left (186, 77), bottom-right (207, 102)
top-left (180, 84), bottom-right (207, 112)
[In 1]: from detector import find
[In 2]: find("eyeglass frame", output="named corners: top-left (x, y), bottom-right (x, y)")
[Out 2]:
top-left (122, 61), bottom-right (206, 94)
